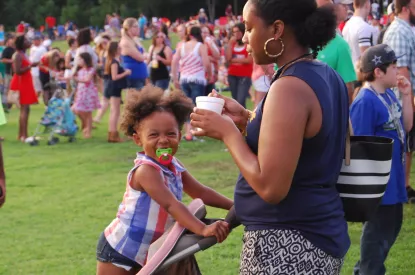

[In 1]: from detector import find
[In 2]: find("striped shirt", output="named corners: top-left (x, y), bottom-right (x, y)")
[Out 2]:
top-left (179, 42), bottom-right (206, 85)
top-left (383, 17), bottom-right (415, 95)
top-left (104, 153), bottom-right (185, 266)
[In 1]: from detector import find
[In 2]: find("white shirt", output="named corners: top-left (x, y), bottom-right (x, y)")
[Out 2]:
top-left (29, 45), bottom-right (47, 77)
top-left (342, 16), bottom-right (378, 66)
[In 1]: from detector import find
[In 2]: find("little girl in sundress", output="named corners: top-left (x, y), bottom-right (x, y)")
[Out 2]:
top-left (73, 52), bottom-right (100, 138)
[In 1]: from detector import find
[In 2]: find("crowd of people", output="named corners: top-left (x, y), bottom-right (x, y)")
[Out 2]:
top-left (1, 0), bottom-right (415, 274)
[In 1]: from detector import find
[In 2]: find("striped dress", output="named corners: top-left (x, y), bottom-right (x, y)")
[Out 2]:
top-left (104, 153), bottom-right (185, 266)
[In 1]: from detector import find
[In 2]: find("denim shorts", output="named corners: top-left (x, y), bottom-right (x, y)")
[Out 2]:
top-left (181, 82), bottom-right (205, 104)
top-left (127, 78), bottom-right (146, 90)
top-left (96, 232), bottom-right (142, 271)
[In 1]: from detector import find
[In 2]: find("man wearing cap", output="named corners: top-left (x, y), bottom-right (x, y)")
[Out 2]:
top-left (29, 35), bottom-right (47, 97)
top-left (351, 44), bottom-right (413, 275)
top-left (383, 0), bottom-right (415, 202)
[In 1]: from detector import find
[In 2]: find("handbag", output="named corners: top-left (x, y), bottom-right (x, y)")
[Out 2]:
top-left (336, 120), bottom-right (394, 222)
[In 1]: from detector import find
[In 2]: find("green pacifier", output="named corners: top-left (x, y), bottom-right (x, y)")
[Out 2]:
top-left (156, 148), bottom-right (173, 165)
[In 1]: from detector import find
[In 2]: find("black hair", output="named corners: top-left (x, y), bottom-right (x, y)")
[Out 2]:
top-left (77, 27), bottom-right (92, 46)
top-left (120, 86), bottom-right (194, 137)
top-left (233, 22), bottom-right (245, 34)
top-left (79, 52), bottom-right (93, 68)
top-left (358, 61), bottom-right (396, 82)
top-left (56, 58), bottom-right (65, 71)
top-left (250, 0), bottom-right (336, 57)
top-left (189, 26), bottom-right (203, 43)
top-left (14, 35), bottom-right (26, 51)
top-left (68, 38), bottom-right (76, 47)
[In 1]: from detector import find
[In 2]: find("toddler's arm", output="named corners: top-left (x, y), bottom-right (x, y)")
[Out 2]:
top-left (132, 165), bottom-right (229, 243)
top-left (182, 170), bottom-right (233, 211)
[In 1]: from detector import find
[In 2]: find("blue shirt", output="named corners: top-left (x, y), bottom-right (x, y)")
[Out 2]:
top-left (234, 61), bottom-right (350, 259)
top-left (138, 17), bottom-right (147, 28)
top-left (350, 88), bottom-right (407, 205)
top-left (121, 46), bottom-right (148, 80)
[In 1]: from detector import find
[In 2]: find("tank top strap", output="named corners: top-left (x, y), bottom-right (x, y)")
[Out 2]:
top-left (193, 42), bottom-right (202, 55)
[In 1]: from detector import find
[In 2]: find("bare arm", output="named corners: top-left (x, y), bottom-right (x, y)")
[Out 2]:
top-left (171, 47), bottom-right (181, 83)
top-left (133, 165), bottom-right (223, 237)
top-left (199, 44), bottom-right (211, 79)
top-left (231, 56), bottom-right (253, 64)
top-left (111, 63), bottom-right (129, 81)
top-left (121, 40), bottom-right (145, 62)
top-left (222, 77), bottom-right (313, 204)
top-left (158, 47), bottom-right (173, 66)
top-left (359, 46), bottom-right (370, 56)
top-left (207, 40), bottom-right (220, 60)
top-left (346, 82), bottom-right (354, 105)
top-left (13, 53), bottom-right (31, 75)
top-left (225, 43), bottom-right (233, 63)
top-left (181, 170), bottom-right (233, 210)
top-left (65, 52), bottom-right (72, 69)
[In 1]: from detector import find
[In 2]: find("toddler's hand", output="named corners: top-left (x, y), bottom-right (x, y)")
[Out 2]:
top-left (202, 221), bottom-right (230, 243)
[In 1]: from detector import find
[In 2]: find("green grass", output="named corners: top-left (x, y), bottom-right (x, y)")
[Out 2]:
top-left (1, 39), bottom-right (415, 274)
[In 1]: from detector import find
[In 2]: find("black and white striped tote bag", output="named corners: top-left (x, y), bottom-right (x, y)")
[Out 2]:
top-left (336, 122), bottom-right (394, 222)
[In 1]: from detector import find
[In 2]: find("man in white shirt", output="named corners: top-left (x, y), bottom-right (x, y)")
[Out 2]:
top-left (342, 0), bottom-right (377, 67)
top-left (29, 35), bottom-right (47, 96)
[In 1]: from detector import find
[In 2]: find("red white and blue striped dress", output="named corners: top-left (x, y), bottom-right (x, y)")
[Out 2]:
top-left (104, 152), bottom-right (185, 266)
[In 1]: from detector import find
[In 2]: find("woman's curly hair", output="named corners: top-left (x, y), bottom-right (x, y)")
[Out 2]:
top-left (120, 86), bottom-right (194, 137)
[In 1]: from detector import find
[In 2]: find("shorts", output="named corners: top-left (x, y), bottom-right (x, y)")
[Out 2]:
top-left (181, 82), bottom-right (205, 104)
top-left (407, 113), bottom-right (415, 152)
top-left (252, 76), bottom-right (270, 92)
top-left (39, 71), bottom-right (50, 90)
top-left (127, 78), bottom-right (145, 90)
top-left (96, 232), bottom-right (142, 272)
top-left (32, 75), bottom-right (43, 92)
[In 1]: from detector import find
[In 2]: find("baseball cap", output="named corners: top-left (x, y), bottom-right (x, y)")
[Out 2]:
top-left (387, 3), bottom-right (395, 15)
top-left (360, 44), bottom-right (403, 73)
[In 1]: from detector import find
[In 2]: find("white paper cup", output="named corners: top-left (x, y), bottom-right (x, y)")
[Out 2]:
top-left (195, 96), bottom-right (225, 114)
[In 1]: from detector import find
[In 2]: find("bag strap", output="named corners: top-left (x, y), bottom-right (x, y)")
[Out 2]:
top-left (345, 119), bottom-right (353, 166)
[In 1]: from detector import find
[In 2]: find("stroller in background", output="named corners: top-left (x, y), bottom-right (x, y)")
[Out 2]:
top-left (26, 79), bottom-right (78, 146)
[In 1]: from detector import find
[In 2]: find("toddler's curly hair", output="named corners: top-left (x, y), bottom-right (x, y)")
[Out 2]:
top-left (120, 86), bottom-right (194, 137)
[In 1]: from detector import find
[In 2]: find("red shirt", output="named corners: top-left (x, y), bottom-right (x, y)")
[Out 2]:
top-left (16, 24), bottom-right (25, 33)
top-left (228, 44), bottom-right (253, 78)
top-left (46, 16), bottom-right (56, 28)
top-left (39, 55), bottom-right (50, 73)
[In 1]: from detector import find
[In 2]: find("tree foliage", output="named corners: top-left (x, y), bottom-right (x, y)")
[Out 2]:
top-left (0, 0), bottom-right (244, 30)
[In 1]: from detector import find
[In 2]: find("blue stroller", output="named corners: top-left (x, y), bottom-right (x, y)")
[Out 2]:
top-left (27, 87), bottom-right (78, 146)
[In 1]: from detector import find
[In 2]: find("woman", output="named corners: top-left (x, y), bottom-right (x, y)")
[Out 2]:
top-left (171, 24), bottom-right (187, 84)
top-left (93, 34), bottom-right (112, 124)
top-left (202, 26), bottom-right (220, 96)
top-left (172, 26), bottom-right (210, 142)
top-left (39, 50), bottom-right (60, 105)
top-left (119, 18), bottom-right (148, 90)
top-left (10, 35), bottom-right (38, 142)
top-left (225, 23), bottom-right (253, 108)
top-left (191, 0), bottom-right (349, 274)
top-left (74, 28), bottom-right (98, 71)
top-left (148, 32), bottom-right (172, 90)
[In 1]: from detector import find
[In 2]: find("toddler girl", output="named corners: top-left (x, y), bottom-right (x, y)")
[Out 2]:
top-left (96, 86), bottom-right (233, 275)
top-left (72, 52), bottom-right (100, 138)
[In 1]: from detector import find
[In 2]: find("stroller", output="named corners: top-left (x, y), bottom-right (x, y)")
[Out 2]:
top-left (27, 80), bottom-right (78, 146)
top-left (137, 199), bottom-right (240, 275)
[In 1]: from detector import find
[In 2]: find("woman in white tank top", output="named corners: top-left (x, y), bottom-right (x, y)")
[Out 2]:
top-left (172, 26), bottom-right (211, 141)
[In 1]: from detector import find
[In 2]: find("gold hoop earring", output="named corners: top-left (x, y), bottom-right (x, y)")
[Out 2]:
top-left (264, 38), bottom-right (284, 59)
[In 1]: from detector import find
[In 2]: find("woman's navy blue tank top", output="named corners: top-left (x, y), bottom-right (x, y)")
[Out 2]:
top-left (234, 60), bottom-right (350, 258)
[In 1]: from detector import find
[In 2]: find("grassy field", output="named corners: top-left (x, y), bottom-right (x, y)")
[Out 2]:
top-left (0, 38), bottom-right (414, 274)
